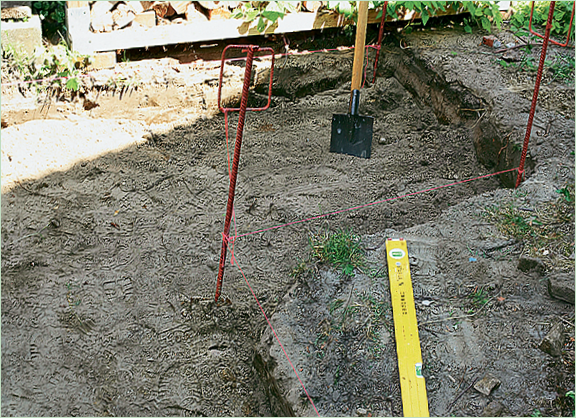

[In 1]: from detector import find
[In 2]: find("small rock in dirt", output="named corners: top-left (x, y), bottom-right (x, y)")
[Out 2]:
top-left (83, 96), bottom-right (99, 111)
top-left (220, 367), bottom-right (236, 382)
top-left (208, 349), bottom-right (223, 358)
top-left (378, 137), bottom-right (386, 144)
top-left (547, 273), bottom-right (575, 305)
top-left (481, 400), bottom-right (505, 417)
top-left (357, 407), bottom-right (368, 416)
top-left (332, 390), bottom-right (340, 402)
top-left (539, 322), bottom-right (564, 357)
top-left (517, 255), bottom-right (545, 275)
top-left (474, 374), bottom-right (501, 396)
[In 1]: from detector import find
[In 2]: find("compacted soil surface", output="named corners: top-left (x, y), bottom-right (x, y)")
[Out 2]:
top-left (2, 25), bottom-right (574, 417)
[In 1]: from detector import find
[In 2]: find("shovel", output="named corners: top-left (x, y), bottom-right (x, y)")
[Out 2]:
top-left (330, 0), bottom-right (373, 159)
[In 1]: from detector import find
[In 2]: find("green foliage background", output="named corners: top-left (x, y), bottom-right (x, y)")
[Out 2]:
top-left (232, 1), bottom-right (504, 34)
top-left (32, 1), bottom-right (67, 41)
top-left (510, 1), bottom-right (575, 42)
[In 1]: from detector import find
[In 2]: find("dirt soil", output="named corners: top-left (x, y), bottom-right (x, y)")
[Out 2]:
top-left (2, 26), bottom-right (574, 417)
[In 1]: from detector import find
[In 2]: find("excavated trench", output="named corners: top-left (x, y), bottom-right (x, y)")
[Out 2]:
top-left (3, 33), bottom-right (552, 417)
top-left (242, 43), bottom-right (531, 415)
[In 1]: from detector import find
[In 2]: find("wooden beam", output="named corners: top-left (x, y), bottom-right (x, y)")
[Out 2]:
top-left (67, 1), bottom-right (85, 8)
top-left (66, 2), bottom-right (91, 53)
top-left (170, 1), bottom-right (190, 15)
top-left (133, 10), bottom-right (156, 28)
top-left (67, 5), bottom-right (464, 54)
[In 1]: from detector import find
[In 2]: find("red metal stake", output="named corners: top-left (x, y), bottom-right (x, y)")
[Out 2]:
top-left (214, 45), bottom-right (275, 302)
top-left (215, 46), bottom-right (258, 302)
top-left (516, 1), bottom-right (556, 188)
top-left (372, 1), bottom-right (388, 83)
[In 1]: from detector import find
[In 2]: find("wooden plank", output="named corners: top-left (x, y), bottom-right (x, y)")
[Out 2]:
top-left (152, 1), bottom-right (175, 18)
top-left (133, 10), bottom-right (156, 28)
top-left (88, 51), bottom-right (117, 69)
top-left (67, 1), bottom-right (85, 8)
top-left (81, 11), bottom-right (343, 53)
top-left (127, 1), bottom-right (145, 14)
top-left (185, 2), bottom-right (207, 21)
top-left (68, 5), bottom-right (465, 54)
top-left (112, 3), bottom-right (136, 29)
top-left (385, 238), bottom-right (429, 417)
top-left (90, 1), bottom-right (116, 32)
top-left (66, 3), bottom-right (92, 53)
top-left (140, 1), bottom-right (154, 11)
top-left (170, 1), bottom-right (190, 15)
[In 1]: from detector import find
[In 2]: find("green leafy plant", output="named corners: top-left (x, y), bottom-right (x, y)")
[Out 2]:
top-left (32, 1), bottom-right (67, 42)
top-left (326, 1), bottom-right (355, 19)
top-left (376, 1), bottom-right (500, 33)
top-left (487, 204), bottom-right (535, 239)
top-left (232, 1), bottom-right (502, 35)
top-left (459, 1), bottom-right (502, 33)
top-left (2, 42), bottom-right (91, 93)
top-left (329, 299), bottom-right (345, 315)
top-left (310, 229), bottom-right (365, 276)
top-left (232, 1), bottom-right (298, 32)
top-left (497, 46), bottom-right (574, 83)
top-left (518, 53), bottom-right (538, 72)
top-left (484, 185), bottom-right (575, 270)
top-left (556, 185), bottom-right (575, 203)
top-left (291, 260), bottom-right (311, 278)
top-left (510, 1), bottom-right (575, 44)
top-left (547, 55), bottom-right (575, 82)
top-left (566, 390), bottom-right (575, 417)
top-left (357, 292), bottom-right (389, 325)
top-left (468, 286), bottom-right (489, 308)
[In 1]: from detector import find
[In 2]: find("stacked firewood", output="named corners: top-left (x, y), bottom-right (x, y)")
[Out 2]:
top-left (89, 1), bottom-right (324, 33)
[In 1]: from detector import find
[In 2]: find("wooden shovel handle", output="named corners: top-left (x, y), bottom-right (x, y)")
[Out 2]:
top-left (350, 1), bottom-right (369, 92)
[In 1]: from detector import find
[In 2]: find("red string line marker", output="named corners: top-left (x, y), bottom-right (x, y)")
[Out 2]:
top-left (231, 253), bottom-right (321, 417)
top-left (221, 166), bottom-right (516, 418)
top-left (231, 167), bottom-right (519, 241)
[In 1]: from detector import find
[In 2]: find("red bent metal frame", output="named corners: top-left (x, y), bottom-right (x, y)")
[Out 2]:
top-left (529, 0), bottom-right (575, 47)
top-left (215, 45), bottom-right (275, 302)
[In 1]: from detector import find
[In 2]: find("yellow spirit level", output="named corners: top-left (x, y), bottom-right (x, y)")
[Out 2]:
top-left (386, 238), bottom-right (429, 417)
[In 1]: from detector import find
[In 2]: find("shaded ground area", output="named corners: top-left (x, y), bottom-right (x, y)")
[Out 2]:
top-left (2, 27), bottom-right (574, 417)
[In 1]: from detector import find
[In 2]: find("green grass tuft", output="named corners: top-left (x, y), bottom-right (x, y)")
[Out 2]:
top-left (310, 229), bottom-right (365, 276)
top-left (484, 184), bottom-right (574, 270)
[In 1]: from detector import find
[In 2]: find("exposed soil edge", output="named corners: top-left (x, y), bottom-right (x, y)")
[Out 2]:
top-left (378, 40), bottom-right (534, 188)
top-left (253, 36), bottom-right (561, 415)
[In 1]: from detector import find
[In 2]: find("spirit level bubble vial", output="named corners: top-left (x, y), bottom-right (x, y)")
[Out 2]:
top-left (386, 238), bottom-right (429, 417)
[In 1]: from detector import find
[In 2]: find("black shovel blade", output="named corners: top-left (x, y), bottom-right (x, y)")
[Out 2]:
top-left (330, 113), bottom-right (373, 159)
